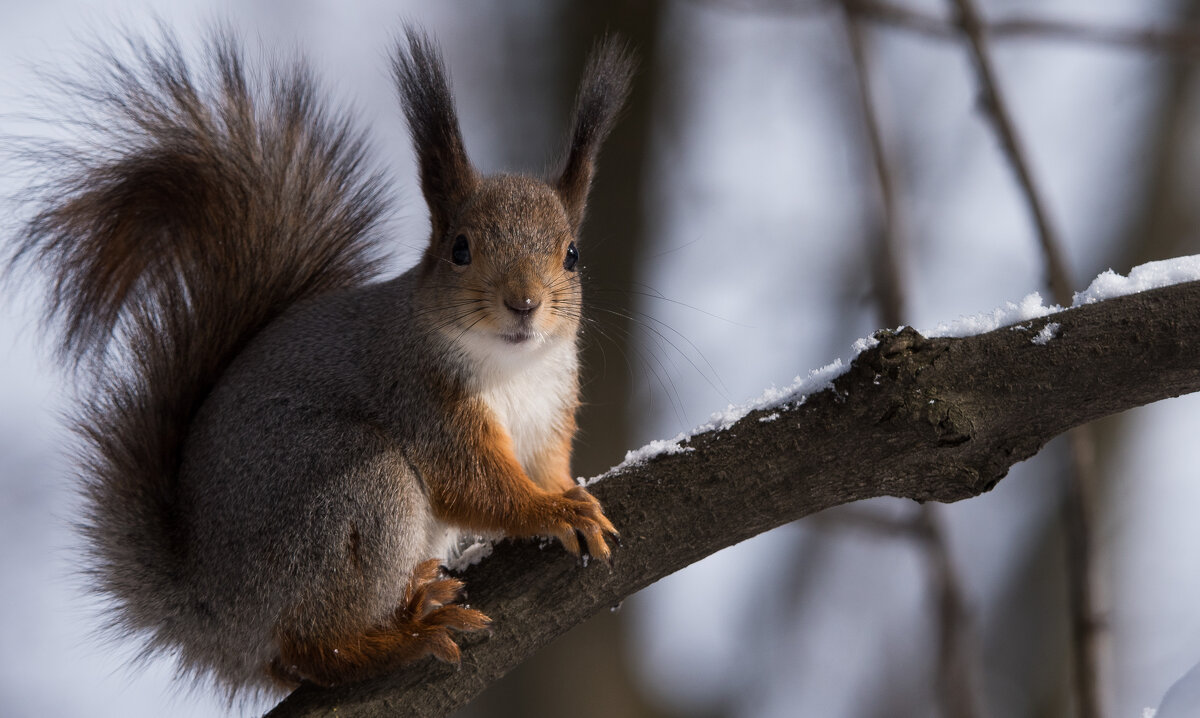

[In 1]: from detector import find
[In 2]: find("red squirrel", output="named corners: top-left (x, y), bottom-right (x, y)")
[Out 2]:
top-left (11, 25), bottom-right (632, 695)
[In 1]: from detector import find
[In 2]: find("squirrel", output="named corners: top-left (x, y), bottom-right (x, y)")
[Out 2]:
top-left (10, 25), bottom-right (633, 696)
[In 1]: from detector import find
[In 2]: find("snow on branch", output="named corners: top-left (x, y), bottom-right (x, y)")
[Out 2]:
top-left (269, 265), bottom-right (1200, 718)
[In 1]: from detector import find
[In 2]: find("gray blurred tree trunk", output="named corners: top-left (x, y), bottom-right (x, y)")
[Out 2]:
top-left (455, 4), bottom-right (673, 718)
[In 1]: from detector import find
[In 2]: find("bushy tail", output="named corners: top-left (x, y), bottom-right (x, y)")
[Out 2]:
top-left (9, 29), bottom-right (387, 655)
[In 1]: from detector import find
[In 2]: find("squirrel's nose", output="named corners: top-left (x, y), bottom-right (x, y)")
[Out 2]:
top-left (504, 296), bottom-right (541, 316)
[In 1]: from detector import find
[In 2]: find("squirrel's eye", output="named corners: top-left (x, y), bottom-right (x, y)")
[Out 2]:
top-left (563, 241), bottom-right (579, 271)
top-left (451, 234), bottom-right (471, 266)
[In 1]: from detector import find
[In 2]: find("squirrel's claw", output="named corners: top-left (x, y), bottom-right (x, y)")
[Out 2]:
top-left (558, 526), bottom-right (583, 556)
top-left (552, 486), bottom-right (617, 565)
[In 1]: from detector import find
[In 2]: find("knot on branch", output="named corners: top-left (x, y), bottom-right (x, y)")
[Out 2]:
top-left (874, 325), bottom-right (936, 365)
top-left (922, 396), bottom-right (973, 448)
top-left (858, 326), bottom-right (945, 384)
top-left (847, 328), bottom-right (991, 500)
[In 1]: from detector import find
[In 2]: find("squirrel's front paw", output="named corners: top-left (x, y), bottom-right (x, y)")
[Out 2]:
top-left (548, 486), bottom-right (619, 563)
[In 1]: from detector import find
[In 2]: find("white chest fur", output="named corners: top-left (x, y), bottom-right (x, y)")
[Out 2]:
top-left (457, 334), bottom-right (577, 473)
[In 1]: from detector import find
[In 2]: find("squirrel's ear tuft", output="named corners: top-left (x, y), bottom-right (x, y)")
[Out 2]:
top-left (555, 36), bottom-right (636, 234)
top-left (393, 25), bottom-right (477, 241)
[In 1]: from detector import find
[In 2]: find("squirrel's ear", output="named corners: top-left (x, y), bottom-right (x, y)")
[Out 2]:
top-left (555, 37), bottom-right (635, 234)
top-left (393, 26), bottom-right (478, 241)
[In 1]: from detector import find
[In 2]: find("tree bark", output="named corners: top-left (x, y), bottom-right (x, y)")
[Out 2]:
top-left (268, 278), bottom-right (1200, 718)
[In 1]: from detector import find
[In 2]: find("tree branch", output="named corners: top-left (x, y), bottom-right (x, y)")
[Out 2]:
top-left (268, 278), bottom-right (1200, 718)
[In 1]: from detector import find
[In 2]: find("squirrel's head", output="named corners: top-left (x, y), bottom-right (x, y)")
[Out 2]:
top-left (393, 27), bottom-right (633, 357)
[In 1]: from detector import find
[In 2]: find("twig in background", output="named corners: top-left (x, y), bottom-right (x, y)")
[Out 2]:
top-left (690, 0), bottom-right (1200, 58)
top-left (946, 0), bottom-right (1073, 304)
top-left (848, 0), bottom-right (1200, 57)
top-left (944, 0), bottom-right (1112, 716)
top-left (1063, 428), bottom-right (1112, 718)
top-left (842, 11), bottom-right (983, 718)
top-left (915, 508), bottom-right (982, 718)
top-left (845, 11), bottom-right (905, 328)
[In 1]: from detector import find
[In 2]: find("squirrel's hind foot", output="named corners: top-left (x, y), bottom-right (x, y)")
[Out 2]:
top-left (271, 559), bottom-right (491, 687)
top-left (395, 558), bottom-right (492, 664)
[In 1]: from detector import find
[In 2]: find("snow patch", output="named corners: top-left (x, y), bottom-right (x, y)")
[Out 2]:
top-left (606, 360), bottom-right (845, 476)
top-left (1074, 255), bottom-right (1200, 305)
top-left (596, 255), bottom-right (1200, 482)
top-left (925, 291), bottom-right (1056, 338)
top-left (444, 537), bottom-right (494, 573)
top-left (1031, 322), bottom-right (1060, 346)
top-left (851, 334), bottom-right (881, 353)
top-left (615, 436), bottom-right (694, 470)
top-left (923, 255), bottom-right (1200, 339)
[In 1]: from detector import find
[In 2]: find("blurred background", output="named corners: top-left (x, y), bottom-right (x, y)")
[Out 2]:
top-left (3, 0), bottom-right (1200, 716)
